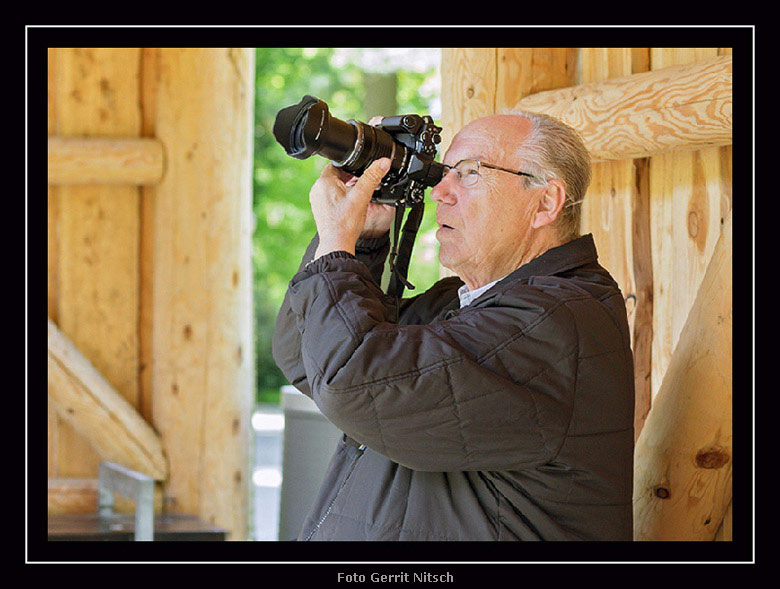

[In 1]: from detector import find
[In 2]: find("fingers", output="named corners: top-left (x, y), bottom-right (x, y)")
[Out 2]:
top-left (320, 162), bottom-right (351, 182)
top-left (368, 115), bottom-right (383, 126)
top-left (319, 156), bottom-right (390, 204)
top-left (352, 158), bottom-right (391, 203)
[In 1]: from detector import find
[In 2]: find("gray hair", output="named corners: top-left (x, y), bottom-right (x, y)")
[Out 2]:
top-left (502, 109), bottom-right (592, 241)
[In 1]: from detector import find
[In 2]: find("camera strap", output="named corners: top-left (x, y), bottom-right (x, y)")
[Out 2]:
top-left (386, 203), bottom-right (424, 320)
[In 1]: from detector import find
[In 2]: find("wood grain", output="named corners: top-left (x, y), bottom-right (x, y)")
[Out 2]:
top-left (648, 48), bottom-right (730, 401)
top-left (48, 136), bottom-right (164, 185)
top-left (440, 48), bottom-right (497, 155)
top-left (139, 48), bottom-right (159, 425)
top-left (514, 55), bottom-right (732, 162)
top-left (50, 48), bottom-right (142, 479)
top-left (496, 48), bottom-right (578, 106)
top-left (48, 477), bottom-right (165, 515)
top-left (713, 499), bottom-right (732, 541)
top-left (152, 48), bottom-right (254, 540)
top-left (48, 318), bottom-right (168, 480)
top-left (633, 211), bottom-right (732, 541)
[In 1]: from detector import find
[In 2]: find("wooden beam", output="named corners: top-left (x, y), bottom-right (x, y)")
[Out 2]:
top-left (48, 478), bottom-right (99, 514)
top-left (48, 477), bottom-right (165, 514)
top-left (48, 136), bottom-right (165, 185)
top-left (513, 55), bottom-right (732, 162)
top-left (152, 48), bottom-right (254, 540)
top-left (632, 210), bottom-right (732, 541)
top-left (48, 318), bottom-right (168, 481)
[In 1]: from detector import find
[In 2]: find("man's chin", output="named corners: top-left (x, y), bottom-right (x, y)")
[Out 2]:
top-left (436, 250), bottom-right (459, 276)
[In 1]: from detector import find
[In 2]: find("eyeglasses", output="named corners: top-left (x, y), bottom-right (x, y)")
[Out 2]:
top-left (441, 159), bottom-right (542, 188)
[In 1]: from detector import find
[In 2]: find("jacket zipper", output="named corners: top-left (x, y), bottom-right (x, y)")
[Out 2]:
top-left (304, 446), bottom-right (365, 541)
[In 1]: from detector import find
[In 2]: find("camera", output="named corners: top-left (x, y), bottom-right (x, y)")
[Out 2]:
top-left (273, 95), bottom-right (446, 206)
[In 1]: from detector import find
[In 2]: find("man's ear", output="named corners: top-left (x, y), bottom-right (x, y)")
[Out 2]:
top-left (530, 179), bottom-right (566, 229)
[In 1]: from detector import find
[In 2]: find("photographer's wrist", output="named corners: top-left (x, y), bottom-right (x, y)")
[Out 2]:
top-left (314, 237), bottom-right (356, 259)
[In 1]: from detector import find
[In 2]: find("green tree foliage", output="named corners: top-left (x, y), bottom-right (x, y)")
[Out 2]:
top-left (253, 48), bottom-right (440, 403)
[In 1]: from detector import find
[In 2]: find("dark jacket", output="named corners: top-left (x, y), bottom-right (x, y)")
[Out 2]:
top-left (272, 233), bottom-right (635, 541)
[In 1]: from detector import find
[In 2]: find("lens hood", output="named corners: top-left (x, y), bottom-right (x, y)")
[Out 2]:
top-left (273, 94), bottom-right (326, 158)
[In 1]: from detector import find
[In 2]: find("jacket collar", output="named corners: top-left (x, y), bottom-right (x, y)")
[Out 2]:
top-left (446, 234), bottom-right (599, 311)
top-left (504, 233), bottom-right (599, 283)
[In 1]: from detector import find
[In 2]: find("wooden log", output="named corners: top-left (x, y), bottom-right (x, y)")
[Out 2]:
top-left (632, 210), bottom-right (732, 541)
top-left (152, 48), bottom-right (254, 540)
top-left (49, 48), bottom-right (143, 479)
top-left (48, 477), bottom-right (165, 515)
top-left (47, 478), bottom-right (99, 515)
top-left (648, 49), bottom-right (731, 401)
top-left (48, 318), bottom-right (168, 481)
top-left (48, 136), bottom-right (165, 185)
top-left (513, 55), bottom-right (732, 162)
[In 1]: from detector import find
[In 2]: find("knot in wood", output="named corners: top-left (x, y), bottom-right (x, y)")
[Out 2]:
top-left (695, 447), bottom-right (730, 469)
top-left (688, 210), bottom-right (700, 238)
top-left (653, 486), bottom-right (670, 499)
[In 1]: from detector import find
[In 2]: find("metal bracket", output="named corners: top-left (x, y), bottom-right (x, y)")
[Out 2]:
top-left (97, 462), bottom-right (155, 541)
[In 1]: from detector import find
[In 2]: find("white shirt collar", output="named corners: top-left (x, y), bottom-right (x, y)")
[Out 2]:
top-left (457, 276), bottom-right (505, 308)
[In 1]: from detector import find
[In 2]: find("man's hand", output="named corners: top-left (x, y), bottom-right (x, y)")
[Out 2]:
top-left (311, 158), bottom-right (392, 259)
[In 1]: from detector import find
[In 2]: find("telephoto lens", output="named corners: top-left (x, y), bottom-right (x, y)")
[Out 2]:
top-left (273, 95), bottom-right (445, 206)
top-left (273, 94), bottom-right (403, 177)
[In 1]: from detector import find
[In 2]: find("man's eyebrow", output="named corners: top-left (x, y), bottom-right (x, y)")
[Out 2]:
top-left (449, 154), bottom-right (488, 164)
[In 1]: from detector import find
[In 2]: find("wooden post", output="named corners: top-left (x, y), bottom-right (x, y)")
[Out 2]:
top-left (633, 211), bottom-right (732, 541)
top-left (48, 48), bottom-right (143, 479)
top-left (152, 48), bottom-right (255, 540)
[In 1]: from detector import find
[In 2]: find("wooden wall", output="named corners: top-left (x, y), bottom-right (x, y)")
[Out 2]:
top-left (441, 48), bottom-right (732, 541)
top-left (47, 46), bottom-right (732, 543)
top-left (47, 48), bottom-right (255, 539)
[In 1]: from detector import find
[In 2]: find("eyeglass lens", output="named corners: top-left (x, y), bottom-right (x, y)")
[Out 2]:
top-left (444, 159), bottom-right (480, 187)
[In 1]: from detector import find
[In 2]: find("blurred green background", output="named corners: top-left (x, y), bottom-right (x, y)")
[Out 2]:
top-left (253, 48), bottom-right (442, 404)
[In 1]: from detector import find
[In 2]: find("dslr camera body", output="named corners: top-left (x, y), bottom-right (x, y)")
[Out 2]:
top-left (273, 95), bottom-right (446, 207)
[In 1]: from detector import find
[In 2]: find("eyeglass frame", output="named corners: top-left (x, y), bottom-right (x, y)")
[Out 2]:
top-left (440, 158), bottom-right (545, 187)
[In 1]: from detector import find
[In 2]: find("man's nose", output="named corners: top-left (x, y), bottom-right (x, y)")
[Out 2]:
top-left (430, 172), bottom-right (457, 205)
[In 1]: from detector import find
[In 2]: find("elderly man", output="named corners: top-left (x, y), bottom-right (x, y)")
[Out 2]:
top-left (272, 111), bottom-right (635, 541)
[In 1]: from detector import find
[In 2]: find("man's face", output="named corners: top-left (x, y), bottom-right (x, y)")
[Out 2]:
top-left (430, 116), bottom-right (538, 285)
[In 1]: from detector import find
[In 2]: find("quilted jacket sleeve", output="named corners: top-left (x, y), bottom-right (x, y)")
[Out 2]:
top-left (279, 251), bottom-right (589, 473)
top-left (272, 233), bottom-right (391, 397)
